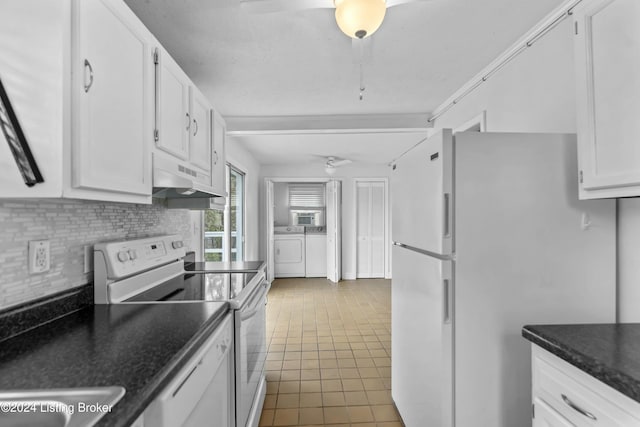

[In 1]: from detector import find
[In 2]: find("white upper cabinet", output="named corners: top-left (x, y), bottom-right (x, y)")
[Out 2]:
top-left (0, 0), bottom-right (153, 203)
top-left (211, 110), bottom-right (227, 197)
top-left (574, 0), bottom-right (640, 199)
top-left (154, 48), bottom-right (190, 160)
top-left (189, 87), bottom-right (212, 173)
top-left (72, 0), bottom-right (152, 198)
top-left (153, 47), bottom-right (215, 187)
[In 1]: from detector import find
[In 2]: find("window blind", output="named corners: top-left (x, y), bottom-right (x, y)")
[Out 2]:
top-left (288, 184), bottom-right (325, 207)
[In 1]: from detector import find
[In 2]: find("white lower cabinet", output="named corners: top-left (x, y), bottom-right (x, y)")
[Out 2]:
top-left (143, 314), bottom-right (234, 427)
top-left (534, 397), bottom-right (575, 427)
top-left (532, 345), bottom-right (640, 426)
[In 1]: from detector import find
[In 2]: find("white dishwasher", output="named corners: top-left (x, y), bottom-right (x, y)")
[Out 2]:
top-left (274, 227), bottom-right (306, 278)
top-left (143, 313), bottom-right (234, 427)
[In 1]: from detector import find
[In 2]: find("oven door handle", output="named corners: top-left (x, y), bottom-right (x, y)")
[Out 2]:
top-left (240, 305), bottom-right (261, 321)
top-left (240, 282), bottom-right (268, 320)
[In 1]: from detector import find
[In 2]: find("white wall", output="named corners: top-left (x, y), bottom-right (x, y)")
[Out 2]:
top-left (432, 18), bottom-right (640, 322)
top-left (259, 163), bottom-right (392, 280)
top-left (226, 138), bottom-right (261, 261)
top-left (273, 182), bottom-right (289, 226)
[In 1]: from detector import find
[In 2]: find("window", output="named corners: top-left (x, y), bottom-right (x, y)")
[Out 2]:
top-left (288, 183), bottom-right (325, 208)
top-left (203, 164), bottom-right (245, 262)
top-left (229, 166), bottom-right (244, 261)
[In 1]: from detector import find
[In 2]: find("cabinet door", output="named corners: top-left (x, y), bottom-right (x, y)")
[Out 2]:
top-left (155, 48), bottom-right (190, 160)
top-left (211, 110), bottom-right (227, 196)
top-left (575, 0), bottom-right (640, 198)
top-left (189, 87), bottom-right (212, 173)
top-left (73, 0), bottom-right (151, 196)
top-left (533, 398), bottom-right (575, 427)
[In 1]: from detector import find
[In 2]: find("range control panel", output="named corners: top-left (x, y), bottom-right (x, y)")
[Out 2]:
top-left (95, 235), bottom-right (186, 280)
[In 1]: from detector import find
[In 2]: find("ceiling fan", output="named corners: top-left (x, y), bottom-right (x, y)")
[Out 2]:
top-left (325, 156), bottom-right (352, 175)
top-left (240, 0), bottom-right (435, 40)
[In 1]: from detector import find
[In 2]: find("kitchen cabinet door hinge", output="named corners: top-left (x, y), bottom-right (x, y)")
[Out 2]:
top-left (579, 170), bottom-right (584, 184)
top-left (154, 129), bottom-right (159, 142)
top-left (153, 48), bottom-right (159, 65)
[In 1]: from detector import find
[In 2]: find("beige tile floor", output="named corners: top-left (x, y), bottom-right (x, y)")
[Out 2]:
top-left (259, 278), bottom-right (402, 427)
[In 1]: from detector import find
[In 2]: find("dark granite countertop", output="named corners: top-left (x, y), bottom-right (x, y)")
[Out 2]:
top-left (0, 302), bottom-right (229, 427)
top-left (522, 323), bottom-right (640, 403)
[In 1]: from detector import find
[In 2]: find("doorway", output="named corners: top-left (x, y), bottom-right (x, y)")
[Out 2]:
top-left (265, 178), bottom-right (342, 283)
top-left (355, 179), bottom-right (388, 278)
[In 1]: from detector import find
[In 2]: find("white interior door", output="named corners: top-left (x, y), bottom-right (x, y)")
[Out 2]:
top-left (356, 181), bottom-right (385, 278)
top-left (392, 129), bottom-right (453, 255)
top-left (266, 180), bottom-right (275, 283)
top-left (326, 180), bottom-right (342, 283)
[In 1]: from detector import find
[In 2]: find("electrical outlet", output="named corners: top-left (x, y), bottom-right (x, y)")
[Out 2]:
top-left (28, 240), bottom-right (50, 274)
top-left (83, 245), bottom-right (94, 274)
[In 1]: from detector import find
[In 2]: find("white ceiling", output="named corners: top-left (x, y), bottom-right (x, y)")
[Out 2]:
top-left (125, 0), bottom-right (565, 164)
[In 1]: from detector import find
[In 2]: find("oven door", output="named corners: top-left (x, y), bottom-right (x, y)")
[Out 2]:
top-left (235, 280), bottom-right (268, 427)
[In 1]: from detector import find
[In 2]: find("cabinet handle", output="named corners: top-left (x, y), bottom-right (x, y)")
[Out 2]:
top-left (84, 59), bottom-right (94, 93)
top-left (172, 359), bottom-right (202, 398)
top-left (193, 119), bottom-right (198, 136)
top-left (561, 394), bottom-right (597, 421)
top-left (186, 113), bottom-right (191, 131)
top-left (213, 150), bottom-right (218, 165)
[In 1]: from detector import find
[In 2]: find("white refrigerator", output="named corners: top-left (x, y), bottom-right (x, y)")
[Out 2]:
top-left (391, 130), bottom-right (616, 427)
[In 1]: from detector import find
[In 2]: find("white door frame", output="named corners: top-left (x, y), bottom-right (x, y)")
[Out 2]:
top-left (264, 177), bottom-right (344, 284)
top-left (353, 177), bottom-right (390, 279)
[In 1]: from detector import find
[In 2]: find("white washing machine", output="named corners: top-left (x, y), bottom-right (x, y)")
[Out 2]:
top-left (274, 226), bottom-right (306, 278)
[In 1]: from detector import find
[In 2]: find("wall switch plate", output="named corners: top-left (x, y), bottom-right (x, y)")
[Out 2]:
top-left (28, 240), bottom-right (50, 274)
top-left (83, 245), bottom-right (94, 274)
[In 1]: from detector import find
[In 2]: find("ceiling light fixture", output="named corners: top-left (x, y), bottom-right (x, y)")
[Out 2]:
top-left (325, 164), bottom-right (337, 175)
top-left (334, 0), bottom-right (387, 39)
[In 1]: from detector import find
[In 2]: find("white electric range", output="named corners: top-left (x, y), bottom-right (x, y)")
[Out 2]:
top-left (93, 235), bottom-right (268, 427)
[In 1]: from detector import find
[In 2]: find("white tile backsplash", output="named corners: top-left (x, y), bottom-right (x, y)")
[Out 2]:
top-left (0, 199), bottom-right (191, 309)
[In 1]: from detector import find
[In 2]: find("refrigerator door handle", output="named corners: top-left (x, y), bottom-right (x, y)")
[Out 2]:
top-left (443, 279), bottom-right (451, 324)
top-left (443, 193), bottom-right (452, 238)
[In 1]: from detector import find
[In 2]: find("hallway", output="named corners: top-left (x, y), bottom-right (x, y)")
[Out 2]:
top-left (259, 278), bottom-right (401, 427)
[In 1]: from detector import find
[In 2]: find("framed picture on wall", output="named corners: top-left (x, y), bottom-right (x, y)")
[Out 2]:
top-left (0, 76), bottom-right (44, 187)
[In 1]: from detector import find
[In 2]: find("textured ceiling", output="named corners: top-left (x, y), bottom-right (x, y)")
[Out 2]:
top-left (124, 0), bottom-right (564, 165)
top-left (124, 0), bottom-right (565, 118)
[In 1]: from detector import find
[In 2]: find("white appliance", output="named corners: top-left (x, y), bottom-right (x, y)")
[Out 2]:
top-left (144, 314), bottom-right (234, 427)
top-left (305, 227), bottom-right (327, 278)
top-left (94, 235), bottom-right (268, 427)
top-left (274, 226), bottom-right (306, 278)
top-left (289, 209), bottom-right (325, 226)
top-left (391, 130), bottom-right (616, 427)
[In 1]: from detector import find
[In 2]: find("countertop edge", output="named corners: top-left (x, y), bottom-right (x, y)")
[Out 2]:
top-left (109, 303), bottom-right (230, 427)
top-left (522, 326), bottom-right (640, 404)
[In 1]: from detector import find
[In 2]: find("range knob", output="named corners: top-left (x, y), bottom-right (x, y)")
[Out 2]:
top-left (117, 251), bottom-right (130, 262)
top-left (128, 249), bottom-right (138, 260)
top-left (172, 241), bottom-right (184, 249)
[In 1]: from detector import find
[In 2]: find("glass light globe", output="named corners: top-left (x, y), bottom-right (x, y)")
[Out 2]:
top-left (334, 0), bottom-right (386, 39)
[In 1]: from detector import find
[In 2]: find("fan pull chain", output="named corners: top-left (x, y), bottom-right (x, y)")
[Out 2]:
top-left (359, 62), bottom-right (365, 101)
top-left (358, 38), bottom-right (365, 101)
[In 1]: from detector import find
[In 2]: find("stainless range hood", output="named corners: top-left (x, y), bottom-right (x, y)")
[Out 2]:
top-left (152, 168), bottom-right (226, 210)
